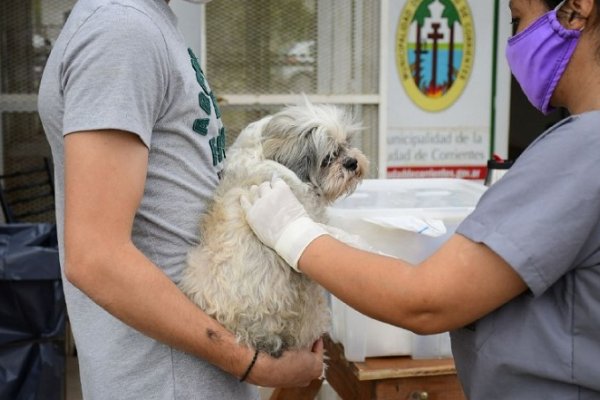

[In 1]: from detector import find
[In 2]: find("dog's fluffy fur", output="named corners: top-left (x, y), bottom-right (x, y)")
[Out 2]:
top-left (180, 101), bottom-right (369, 357)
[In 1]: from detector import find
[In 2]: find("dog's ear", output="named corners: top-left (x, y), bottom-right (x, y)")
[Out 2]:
top-left (303, 126), bottom-right (317, 139)
top-left (260, 130), bottom-right (314, 184)
top-left (275, 143), bottom-right (317, 183)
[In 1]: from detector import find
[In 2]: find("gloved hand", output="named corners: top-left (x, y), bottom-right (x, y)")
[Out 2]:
top-left (240, 177), bottom-right (328, 272)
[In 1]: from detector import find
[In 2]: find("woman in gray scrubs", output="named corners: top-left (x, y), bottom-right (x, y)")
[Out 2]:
top-left (242, 0), bottom-right (600, 398)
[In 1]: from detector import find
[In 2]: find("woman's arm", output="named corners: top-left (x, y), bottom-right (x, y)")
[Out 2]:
top-left (243, 177), bottom-right (528, 334)
top-left (299, 233), bottom-right (527, 334)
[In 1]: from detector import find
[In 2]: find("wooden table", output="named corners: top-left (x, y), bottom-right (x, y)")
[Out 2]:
top-left (271, 336), bottom-right (466, 400)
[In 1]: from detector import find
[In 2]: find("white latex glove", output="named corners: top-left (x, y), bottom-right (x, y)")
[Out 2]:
top-left (241, 177), bottom-right (328, 272)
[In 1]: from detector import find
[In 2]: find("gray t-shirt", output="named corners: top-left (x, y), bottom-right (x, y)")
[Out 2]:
top-left (454, 111), bottom-right (600, 399)
top-left (38, 0), bottom-right (257, 398)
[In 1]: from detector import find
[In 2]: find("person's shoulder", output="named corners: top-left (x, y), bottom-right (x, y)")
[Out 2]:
top-left (549, 111), bottom-right (600, 136)
top-left (85, 2), bottom-right (166, 37)
top-left (510, 111), bottom-right (597, 180)
top-left (553, 112), bottom-right (600, 159)
top-left (569, 110), bottom-right (600, 134)
top-left (63, 0), bottom-right (170, 62)
top-left (534, 111), bottom-right (600, 150)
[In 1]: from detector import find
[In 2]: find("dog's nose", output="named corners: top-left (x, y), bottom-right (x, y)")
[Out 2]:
top-left (343, 157), bottom-right (358, 171)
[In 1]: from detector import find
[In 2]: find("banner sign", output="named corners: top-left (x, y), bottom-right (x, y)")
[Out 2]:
top-left (386, 0), bottom-right (497, 179)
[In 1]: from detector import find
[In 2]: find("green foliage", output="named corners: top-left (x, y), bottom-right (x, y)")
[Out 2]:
top-left (439, 0), bottom-right (461, 27)
top-left (413, 0), bottom-right (436, 26)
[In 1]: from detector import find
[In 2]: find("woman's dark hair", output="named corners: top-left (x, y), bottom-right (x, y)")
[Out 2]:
top-left (543, 0), bottom-right (600, 30)
top-left (543, 0), bottom-right (600, 18)
top-left (541, 0), bottom-right (600, 59)
top-left (543, 0), bottom-right (562, 7)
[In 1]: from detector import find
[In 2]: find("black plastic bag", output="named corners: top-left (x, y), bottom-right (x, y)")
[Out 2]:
top-left (0, 223), bottom-right (65, 400)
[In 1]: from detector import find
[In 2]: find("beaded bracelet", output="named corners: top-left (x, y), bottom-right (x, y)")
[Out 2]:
top-left (239, 349), bottom-right (259, 382)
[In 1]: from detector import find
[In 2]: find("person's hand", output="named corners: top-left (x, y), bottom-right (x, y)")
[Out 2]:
top-left (241, 177), bottom-right (328, 271)
top-left (246, 338), bottom-right (325, 387)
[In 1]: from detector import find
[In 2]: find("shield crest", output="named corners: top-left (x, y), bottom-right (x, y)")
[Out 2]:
top-left (396, 0), bottom-right (475, 112)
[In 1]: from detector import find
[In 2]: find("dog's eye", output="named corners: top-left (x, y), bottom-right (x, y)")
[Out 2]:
top-left (321, 150), bottom-right (341, 168)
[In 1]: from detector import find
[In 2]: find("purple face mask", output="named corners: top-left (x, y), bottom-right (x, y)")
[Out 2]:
top-left (506, 5), bottom-right (581, 114)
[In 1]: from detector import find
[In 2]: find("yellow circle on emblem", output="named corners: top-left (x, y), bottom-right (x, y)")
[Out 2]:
top-left (396, 0), bottom-right (475, 112)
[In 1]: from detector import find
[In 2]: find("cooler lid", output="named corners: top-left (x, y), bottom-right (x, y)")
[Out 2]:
top-left (330, 178), bottom-right (486, 211)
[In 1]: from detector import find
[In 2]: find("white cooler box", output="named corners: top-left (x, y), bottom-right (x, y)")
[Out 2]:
top-left (326, 178), bottom-right (487, 362)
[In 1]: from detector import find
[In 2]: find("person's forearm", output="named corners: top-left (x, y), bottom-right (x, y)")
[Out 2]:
top-left (65, 240), bottom-right (252, 378)
top-left (61, 131), bottom-right (324, 387)
top-left (296, 235), bottom-right (437, 333)
top-left (240, 172), bottom-right (527, 333)
top-left (298, 234), bottom-right (527, 334)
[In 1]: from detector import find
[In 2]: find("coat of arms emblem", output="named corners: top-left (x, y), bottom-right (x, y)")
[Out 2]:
top-left (396, 0), bottom-right (475, 112)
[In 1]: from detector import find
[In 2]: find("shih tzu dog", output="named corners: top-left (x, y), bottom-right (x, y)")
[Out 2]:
top-left (180, 100), bottom-right (369, 357)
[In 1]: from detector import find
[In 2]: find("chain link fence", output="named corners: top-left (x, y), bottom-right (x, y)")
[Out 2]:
top-left (206, 0), bottom-right (380, 177)
top-left (0, 0), bottom-right (73, 223)
top-left (1, 0), bottom-right (381, 224)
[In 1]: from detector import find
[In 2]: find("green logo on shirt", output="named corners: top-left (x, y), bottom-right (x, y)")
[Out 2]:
top-left (188, 48), bottom-right (225, 166)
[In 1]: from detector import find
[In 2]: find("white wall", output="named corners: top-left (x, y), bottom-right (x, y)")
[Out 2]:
top-left (495, 2), bottom-right (513, 160)
top-left (170, 0), bottom-right (205, 69)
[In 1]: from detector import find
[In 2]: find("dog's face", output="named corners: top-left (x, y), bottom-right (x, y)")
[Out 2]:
top-left (259, 103), bottom-right (369, 203)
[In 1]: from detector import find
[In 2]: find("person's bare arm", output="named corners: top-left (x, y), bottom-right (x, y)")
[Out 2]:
top-left (299, 233), bottom-right (527, 334)
top-left (63, 130), bottom-right (323, 386)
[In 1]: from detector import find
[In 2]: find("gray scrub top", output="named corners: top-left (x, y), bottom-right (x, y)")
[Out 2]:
top-left (453, 111), bottom-right (600, 400)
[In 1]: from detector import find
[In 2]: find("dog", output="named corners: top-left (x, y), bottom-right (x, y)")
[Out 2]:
top-left (180, 100), bottom-right (369, 357)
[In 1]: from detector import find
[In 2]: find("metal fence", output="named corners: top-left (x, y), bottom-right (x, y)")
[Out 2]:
top-left (0, 0), bottom-right (73, 223)
top-left (0, 0), bottom-right (381, 224)
top-left (206, 0), bottom-right (380, 176)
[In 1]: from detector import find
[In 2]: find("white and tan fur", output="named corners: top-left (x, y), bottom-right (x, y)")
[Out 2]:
top-left (180, 101), bottom-right (369, 357)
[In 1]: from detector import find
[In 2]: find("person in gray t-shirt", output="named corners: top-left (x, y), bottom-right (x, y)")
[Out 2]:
top-left (240, 0), bottom-right (600, 398)
top-left (37, 0), bottom-right (323, 398)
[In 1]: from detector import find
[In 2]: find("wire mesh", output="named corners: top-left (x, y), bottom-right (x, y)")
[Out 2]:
top-left (1, 0), bottom-right (381, 224)
top-left (1, 0), bottom-right (73, 222)
top-left (206, 0), bottom-right (381, 177)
